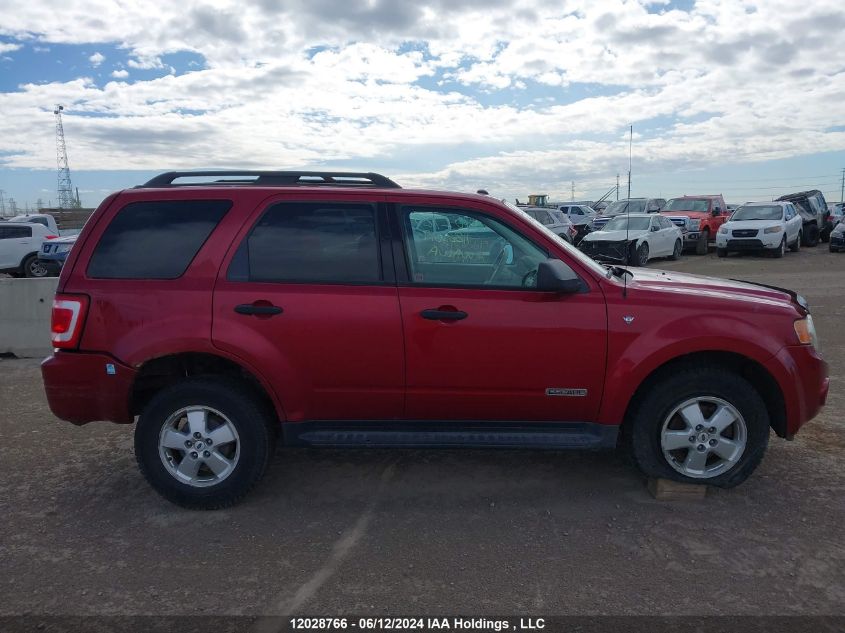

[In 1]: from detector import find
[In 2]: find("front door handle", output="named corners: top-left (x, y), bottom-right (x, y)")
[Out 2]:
top-left (421, 309), bottom-right (468, 321)
top-left (234, 303), bottom-right (283, 316)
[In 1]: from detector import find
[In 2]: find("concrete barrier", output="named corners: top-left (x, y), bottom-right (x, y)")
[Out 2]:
top-left (0, 277), bottom-right (59, 358)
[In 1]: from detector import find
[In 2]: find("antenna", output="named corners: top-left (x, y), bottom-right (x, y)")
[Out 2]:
top-left (623, 124), bottom-right (633, 298)
top-left (53, 104), bottom-right (77, 209)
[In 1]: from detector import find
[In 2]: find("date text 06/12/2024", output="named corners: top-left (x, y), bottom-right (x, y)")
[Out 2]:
top-left (289, 618), bottom-right (546, 631)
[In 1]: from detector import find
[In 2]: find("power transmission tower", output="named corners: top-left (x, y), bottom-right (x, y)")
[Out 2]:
top-left (0, 190), bottom-right (6, 216)
top-left (571, 181), bottom-right (575, 201)
top-left (840, 168), bottom-right (844, 204)
top-left (54, 104), bottom-right (77, 209)
top-left (616, 174), bottom-right (619, 200)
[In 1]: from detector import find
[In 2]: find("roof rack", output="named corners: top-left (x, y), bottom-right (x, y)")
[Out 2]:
top-left (139, 171), bottom-right (401, 189)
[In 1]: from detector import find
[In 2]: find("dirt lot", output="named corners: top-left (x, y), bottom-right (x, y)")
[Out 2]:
top-left (1, 245), bottom-right (843, 619)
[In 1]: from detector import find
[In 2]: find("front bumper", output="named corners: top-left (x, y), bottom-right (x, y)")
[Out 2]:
top-left (716, 234), bottom-right (782, 250)
top-left (762, 344), bottom-right (828, 437)
top-left (830, 234), bottom-right (844, 251)
top-left (41, 352), bottom-right (137, 425)
top-left (578, 240), bottom-right (630, 262)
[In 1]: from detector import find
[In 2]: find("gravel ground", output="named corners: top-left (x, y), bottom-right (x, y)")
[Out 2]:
top-left (0, 245), bottom-right (843, 618)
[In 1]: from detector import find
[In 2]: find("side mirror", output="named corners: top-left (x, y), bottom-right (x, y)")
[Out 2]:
top-left (536, 259), bottom-right (586, 294)
top-left (650, 225), bottom-right (659, 232)
top-left (712, 208), bottom-right (721, 216)
top-left (503, 243), bottom-right (514, 265)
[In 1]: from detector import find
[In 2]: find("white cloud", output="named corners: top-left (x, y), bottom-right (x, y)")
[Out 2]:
top-left (0, 42), bottom-right (22, 54)
top-left (88, 51), bottom-right (105, 66)
top-left (0, 0), bottom-right (844, 201)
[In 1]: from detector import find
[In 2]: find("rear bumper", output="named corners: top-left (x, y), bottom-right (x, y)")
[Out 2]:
top-left (763, 345), bottom-right (829, 437)
top-left (41, 352), bottom-right (137, 425)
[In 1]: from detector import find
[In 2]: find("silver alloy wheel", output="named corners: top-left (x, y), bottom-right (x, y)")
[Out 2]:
top-left (158, 406), bottom-right (240, 488)
top-left (660, 396), bottom-right (747, 479)
top-left (673, 240), bottom-right (682, 258)
top-left (28, 259), bottom-right (48, 277)
top-left (638, 243), bottom-right (649, 265)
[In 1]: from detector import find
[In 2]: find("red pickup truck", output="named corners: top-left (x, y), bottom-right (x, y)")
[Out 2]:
top-left (660, 194), bottom-right (729, 254)
top-left (41, 172), bottom-right (828, 508)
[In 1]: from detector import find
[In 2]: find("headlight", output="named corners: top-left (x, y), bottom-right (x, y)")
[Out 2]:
top-left (833, 225), bottom-right (844, 236)
top-left (718, 225), bottom-right (728, 234)
top-left (764, 226), bottom-right (783, 234)
top-left (688, 219), bottom-right (700, 231)
top-left (794, 315), bottom-right (819, 349)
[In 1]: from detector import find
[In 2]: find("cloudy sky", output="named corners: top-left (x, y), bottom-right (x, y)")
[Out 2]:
top-left (0, 0), bottom-right (844, 210)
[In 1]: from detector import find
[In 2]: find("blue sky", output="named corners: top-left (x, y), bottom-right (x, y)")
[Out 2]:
top-left (1, 0), bottom-right (844, 211)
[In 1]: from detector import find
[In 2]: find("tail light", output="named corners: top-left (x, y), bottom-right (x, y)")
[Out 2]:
top-left (51, 294), bottom-right (89, 349)
top-left (45, 235), bottom-right (58, 240)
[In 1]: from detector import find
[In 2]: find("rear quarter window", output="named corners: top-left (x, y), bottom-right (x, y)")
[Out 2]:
top-left (86, 199), bottom-right (231, 279)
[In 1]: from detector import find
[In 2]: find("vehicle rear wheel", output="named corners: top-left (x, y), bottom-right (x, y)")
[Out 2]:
top-left (773, 237), bottom-right (785, 258)
top-left (135, 378), bottom-right (275, 509)
top-left (717, 248), bottom-right (727, 258)
top-left (22, 254), bottom-right (49, 278)
top-left (790, 232), bottom-right (801, 252)
top-left (669, 239), bottom-right (682, 260)
top-left (803, 224), bottom-right (819, 247)
top-left (695, 229), bottom-right (709, 255)
top-left (629, 366), bottom-right (769, 488)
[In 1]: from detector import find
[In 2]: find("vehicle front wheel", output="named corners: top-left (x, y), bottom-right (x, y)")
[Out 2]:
top-left (803, 224), bottom-right (819, 247)
top-left (773, 237), bottom-right (785, 258)
top-left (22, 254), bottom-right (49, 278)
top-left (628, 366), bottom-right (769, 488)
top-left (717, 247), bottom-right (727, 258)
top-left (790, 232), bottom-right (801, 252)
top-left (135, 378), bottom-right (275, 509)
top-left (669, 239), bottom-right (682, 260)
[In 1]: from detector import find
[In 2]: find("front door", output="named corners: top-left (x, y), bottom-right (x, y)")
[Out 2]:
top-left (393, 202), bottom-right (607, 422)
top-left (212, 197), bottom-right (405, 422)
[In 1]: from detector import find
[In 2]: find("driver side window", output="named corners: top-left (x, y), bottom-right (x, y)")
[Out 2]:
top-left (401, 206), bottom-right (548, 289)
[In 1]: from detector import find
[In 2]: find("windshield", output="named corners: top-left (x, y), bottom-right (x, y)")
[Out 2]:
top-left (664, 198), bottom-right (709, 212)
top-left (503, 201), bottom-right (608, 277)
top-left (731, 205), bottom-right (783, 221)
top-left (603, 199), bottom-right (646, 215)
top-left (602, 216), bottom-right (651, 232)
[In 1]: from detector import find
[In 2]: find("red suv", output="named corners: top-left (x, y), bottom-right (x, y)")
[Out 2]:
top-left (41, 171), bottom-right (829, 509)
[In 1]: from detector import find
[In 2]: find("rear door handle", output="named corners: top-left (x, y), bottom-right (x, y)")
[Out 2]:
top-left (234, 303), bottom-right (283, 316)
top-left (420, 309), bottom-right (468, 321)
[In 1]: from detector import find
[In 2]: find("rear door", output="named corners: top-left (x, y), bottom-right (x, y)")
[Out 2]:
top-left (391, 198), bottom-right (607, 422)
top-left (0, 225), bottom-right (33, 269)
top-left (212, 194), bottom-right (405, 422)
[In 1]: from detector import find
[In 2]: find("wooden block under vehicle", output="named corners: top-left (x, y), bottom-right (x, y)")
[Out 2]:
top-left (647, 478), bottom-right (708, 501)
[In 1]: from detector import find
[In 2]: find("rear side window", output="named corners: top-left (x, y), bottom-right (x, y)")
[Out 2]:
top-left (87, 199), bottom-right (231, 279)
top-left (0, 226), bottom-right (32, 239)
top-left (229, 201), bottom-right (381, 283)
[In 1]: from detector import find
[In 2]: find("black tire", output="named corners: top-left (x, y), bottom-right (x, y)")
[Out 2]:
top-left (628, 365), bottom-right (770, 488)
top-left (790, 232), bottom-right (801, 252)
top-left (695, 229), bottom-right (709, 255)
top-left (135, 377), bottom-right (275, 510)
top-left (717, 247), bottom-right (727, 258)
top-left (669, 239), bottom-right (682, 260)
top-left (627, 242), bottom-right (647, 266)
top-left (820, 225), bottom-right (830, 243)
top-left (22, 254), bottom-right (49, 278)
top-left (773, 237), bottom-right (785, 258)
top-left (803, 223), bottom-right (819, 247)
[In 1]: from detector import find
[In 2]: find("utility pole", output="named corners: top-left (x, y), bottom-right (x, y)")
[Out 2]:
top-left (616, 173), bottom-right (619, 201)
top-left (626, 125), bottom-right (633, 200)
top-left (840, 168), bottom-right (844, 204)
top-left (54, 104), bottom-right (77, 209)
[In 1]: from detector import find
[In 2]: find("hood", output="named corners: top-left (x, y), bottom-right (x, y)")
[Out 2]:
top-left (627, 268), bottom-right (805, 313)
top-left (722, 219), bottom-right (779, 231)
top-left (583, 229), bottom-right (648, 242)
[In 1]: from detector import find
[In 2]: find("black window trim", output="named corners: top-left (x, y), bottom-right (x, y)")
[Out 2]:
top-left (86, 198), bottom-right (233, 280)
top-left (226, 199), bottom-right (395, 287)
top-left (392, 202), bottom-right (567, 293)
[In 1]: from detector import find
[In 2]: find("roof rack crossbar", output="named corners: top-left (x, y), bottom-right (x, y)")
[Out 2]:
top-left (140, 171), bottom-right (401, 189)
